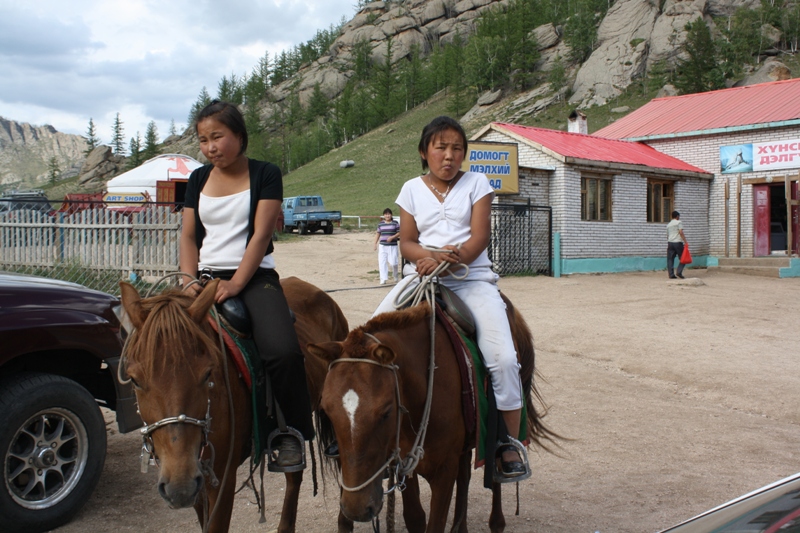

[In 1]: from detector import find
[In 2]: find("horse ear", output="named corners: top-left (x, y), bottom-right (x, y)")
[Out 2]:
top-left (307, 341), bottom-right (343, 362)
top-left (187, 279), bottom-right (219, 323)
top-left (119, 281), bottom-right (147, 330)
top-left (372, 345), bottom-right (396, 365)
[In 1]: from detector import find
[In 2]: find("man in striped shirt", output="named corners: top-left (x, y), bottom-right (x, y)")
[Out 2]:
top-left (373, 208), bottom-right (400, 284)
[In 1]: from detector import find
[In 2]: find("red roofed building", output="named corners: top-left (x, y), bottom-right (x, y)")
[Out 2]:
top-left (595, 79), bottom-right (800, 277)
top-left (472, 121), bottom-right (712, 276)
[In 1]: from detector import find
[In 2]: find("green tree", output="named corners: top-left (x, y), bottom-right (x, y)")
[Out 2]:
top-left (351, 38), bottom-right (373, 81)
top-left (547, 54), bottom-right (568, 99)
top-left (306, 83), bottom-right (330, 122)
top-left (143, 121), bottom-right (159, 160)
top-left (369, 35), bottom-right (401, 123)
top-left (127, 132), bottom-right (143, 169)
top-left (675, 18), bottom-right (725, 94)
top-left (187, 87), bottom-right (212, 125)
top-left (169, 119), bottom-right (177, 136)
top-left (111, 113), bottom-right (125, 155)
top-left (446, 33), bottom-right (470, 117)
top-left (47, 156), bottom-right (60, 185)
top-left (564, 0), bottom-right (600, 63)
top-left (84, 118), bottom-right (100, 156)
top-left (398, 43), bottom-right (426, 111)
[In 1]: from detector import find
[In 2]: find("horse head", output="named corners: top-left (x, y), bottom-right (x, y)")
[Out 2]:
top-left (309, 327), bottom-right (402, 522)
top-left (309, 305), bottom-right (432, 523)
top-left (120, 280), bottom-right (221, 509)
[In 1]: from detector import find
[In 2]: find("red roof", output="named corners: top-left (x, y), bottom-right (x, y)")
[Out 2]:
top-left (594, 78), bottom-right (800, 140)
top-left (487, 122), bottom-right (709, 175)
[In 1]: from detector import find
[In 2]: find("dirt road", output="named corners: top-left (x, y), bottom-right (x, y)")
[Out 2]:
top-left (55, 230), bottom-right (800, 532)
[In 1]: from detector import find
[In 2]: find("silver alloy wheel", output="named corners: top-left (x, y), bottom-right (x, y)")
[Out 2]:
top-left (5, 407), bottom-right (89, 510)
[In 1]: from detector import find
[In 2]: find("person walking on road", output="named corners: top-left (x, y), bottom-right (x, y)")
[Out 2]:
top-left (667, 210), bottom-right (687, 279)
top-left (374, 208), bottom-right (400, 284)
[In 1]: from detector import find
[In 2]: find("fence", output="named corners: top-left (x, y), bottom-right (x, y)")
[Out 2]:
top-left (0, 204), bottom-right (181, 295)
top-left (489, 203), bottom-right (552, 276)
top-left (0, 201), bottom-right (552, 296)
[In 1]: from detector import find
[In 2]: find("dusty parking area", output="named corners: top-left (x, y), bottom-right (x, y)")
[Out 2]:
top-left (55, 230), bottom-right (800, 532)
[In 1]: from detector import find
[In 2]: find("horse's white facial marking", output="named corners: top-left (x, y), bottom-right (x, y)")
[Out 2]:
top-left (342, 389), bottom-right (359, 435)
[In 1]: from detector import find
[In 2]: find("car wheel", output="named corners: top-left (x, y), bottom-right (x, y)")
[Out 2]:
top-left (324, 224), bottom-right (334, 235)
top-left (299, 223), bottom-right (308, 235)
top-left (0, 373), bottom-right (107, 533)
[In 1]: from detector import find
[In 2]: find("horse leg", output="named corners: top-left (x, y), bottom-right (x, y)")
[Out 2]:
top-left (489, 482), bottom-right (505, 533)
top-left (277, 471), bottom-right (303, 533)
top-left (400, 474), bottom-right (427, 533)
top-left (449, 452), bottom-right (471, 533)
top-left (195, 475), bottom-right (237, 533)
top-left (425, 468), bottom-right (458, 533)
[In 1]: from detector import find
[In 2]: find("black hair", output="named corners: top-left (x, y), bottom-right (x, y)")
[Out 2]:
top-left (418, 116), bottom-right (468, 171)
top-left (383, 208), bottom-right (393, 216)
top-left (195, 100), bottom-right (248, 155)
top-left (672, 211), bottom-right (680, 218)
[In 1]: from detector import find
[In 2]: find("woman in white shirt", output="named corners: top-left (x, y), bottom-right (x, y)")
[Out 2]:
top-left (374, 116), bottom-right (526, 478)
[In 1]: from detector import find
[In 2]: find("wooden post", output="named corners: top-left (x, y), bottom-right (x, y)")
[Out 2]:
top-left (736, 174), bottom-right (742, 257)
top-left (787, 175), bottom-right (793, 256)
top-left (724, 178), bottom-right (730, 257)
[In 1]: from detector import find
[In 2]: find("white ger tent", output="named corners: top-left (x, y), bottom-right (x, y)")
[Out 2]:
top-left (104, 154), bottom-right (203, 204)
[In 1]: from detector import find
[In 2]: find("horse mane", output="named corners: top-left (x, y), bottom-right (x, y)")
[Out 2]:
top-left (344, 304), bottom-right (432, 357)
top-left (126, 289), bottom-right (221, 380)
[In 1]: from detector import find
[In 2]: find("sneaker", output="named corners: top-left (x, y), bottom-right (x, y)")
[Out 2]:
top-left (380, 280), bottom-right (387, 285)
top-left (496, 444), bottom-right (526, 478)
top-left (669, 275), bottom-right (677, 279)
top-left (273, 435), bottom-right (303, 467)
top-left (677, 274), bottom-right (685, 279)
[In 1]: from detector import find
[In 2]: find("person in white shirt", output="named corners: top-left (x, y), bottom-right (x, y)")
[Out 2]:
top-left (374, 116), bottom-right (527, 478)
top-left (667, 210), bottom-right (688, 279)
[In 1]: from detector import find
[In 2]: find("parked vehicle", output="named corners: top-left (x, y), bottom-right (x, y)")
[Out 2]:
top-left (0, 189), bottom-right (56, 216)
top-left (281, 195), bottom-right (341, 235)
top-left (0, 272), bottom-right (141, 533)
top-left (659, 472), bottom-right (800, 532)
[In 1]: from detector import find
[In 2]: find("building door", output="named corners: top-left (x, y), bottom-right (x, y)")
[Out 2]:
top-left (753, 185), bottom-right (770, 256)
top-left (793, 181), bottom-right (799, 255)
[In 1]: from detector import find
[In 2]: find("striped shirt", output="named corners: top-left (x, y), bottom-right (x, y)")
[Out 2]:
top-left (376, 220), bottom-right (400, 246)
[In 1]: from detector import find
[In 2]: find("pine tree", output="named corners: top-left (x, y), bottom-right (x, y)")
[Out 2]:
top-left (47, 157), bottom-right (60, 185)
top-left (306, 83), bottom-right (330, 122)
top-left (187, 87), bottom-right (212, 125)
top-left (143, 121), bottom-right (160, 160)
top-left (84, 118), bottom-right (100, 156)
top-left (675, 18), bottom-right (725, 94)
top-left (169, 119), bottom-right (177, 137)
top-left (111, 113), bottom-right (125, 155)
top-left (127, 133), bottom-right (143, 169)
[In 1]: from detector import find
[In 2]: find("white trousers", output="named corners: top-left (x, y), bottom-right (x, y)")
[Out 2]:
top-left (378, 245), bottom-right (399, 282)
top-left (374, 271), bottom-right (522, 411)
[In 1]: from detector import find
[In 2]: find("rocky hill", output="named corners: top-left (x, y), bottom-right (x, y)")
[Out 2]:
top-left (1, 0), bottom-right (792, 195)
top-left (0, 117), bottom-right (88, 189)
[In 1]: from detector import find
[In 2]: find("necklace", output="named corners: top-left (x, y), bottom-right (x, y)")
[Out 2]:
top-left (427, 177), bottom-right (451, 200)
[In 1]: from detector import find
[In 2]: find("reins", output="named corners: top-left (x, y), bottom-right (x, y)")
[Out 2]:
top-left (119, 272), bottom-right (237, 533)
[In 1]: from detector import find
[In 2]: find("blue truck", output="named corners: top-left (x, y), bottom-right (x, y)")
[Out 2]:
top-left (281, 195), bottom-right (342, 235)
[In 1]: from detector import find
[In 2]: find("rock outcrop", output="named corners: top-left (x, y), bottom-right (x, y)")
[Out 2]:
top-left (0, 117), bottom-right (87, 187)
top-left (77, 146), bottom-right (126, 191)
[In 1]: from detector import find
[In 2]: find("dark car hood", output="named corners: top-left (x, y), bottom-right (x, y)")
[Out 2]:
top-left (0, 272), bottom-right (119, 319)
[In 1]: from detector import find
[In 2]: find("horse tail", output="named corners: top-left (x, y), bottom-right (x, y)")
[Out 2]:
top-left (503, 294), bottom-right (562, 452)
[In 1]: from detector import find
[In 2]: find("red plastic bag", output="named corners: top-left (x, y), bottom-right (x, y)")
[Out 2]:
top-left (680, 243), bottom-right (692, 264)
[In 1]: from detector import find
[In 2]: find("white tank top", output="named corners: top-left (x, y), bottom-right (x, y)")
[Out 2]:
top-left (198, 190), bottom-right (275, 270)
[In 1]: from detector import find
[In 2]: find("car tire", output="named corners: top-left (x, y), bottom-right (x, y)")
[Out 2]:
top-left (299, 223), bottom-right (308, 235)
top-left (324, 224), bottom-right (334, 235)
top-left (0, 373), bottom-right (107, 533)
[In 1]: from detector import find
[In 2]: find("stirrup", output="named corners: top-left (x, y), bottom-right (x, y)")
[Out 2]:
top-left (266, 427), bottom-right (306, 473)
top-left (493, 436), bottom-right (532, 484)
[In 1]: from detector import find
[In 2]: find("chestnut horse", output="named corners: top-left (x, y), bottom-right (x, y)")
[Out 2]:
top-left (119, 276), bottom-right (349, 533)
top-left (308, 294), bottom-right (556, 533)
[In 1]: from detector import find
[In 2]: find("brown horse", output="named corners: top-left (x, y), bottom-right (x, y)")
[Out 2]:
top-left (119, 276), bottom-right (349, 533)
top-left (308, 293), bottom-right (556, 533)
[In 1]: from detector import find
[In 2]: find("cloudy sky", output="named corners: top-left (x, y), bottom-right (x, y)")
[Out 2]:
top-left (0, 0), bottom-right (355, 146)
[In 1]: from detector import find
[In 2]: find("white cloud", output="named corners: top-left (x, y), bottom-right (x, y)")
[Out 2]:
top-left (0, 0), bottom-right (354, 142)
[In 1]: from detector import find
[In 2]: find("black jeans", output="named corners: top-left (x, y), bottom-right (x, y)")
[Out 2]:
top-left (210, 268), bottom-right (314, 440)
top-left (667, 242), bottom-right (685, 278)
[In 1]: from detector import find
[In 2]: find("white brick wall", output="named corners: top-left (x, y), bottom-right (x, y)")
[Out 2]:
top-left (643, 125), bottom-right (800, 257)
top-left (478, 130), bottom-right (710, 259)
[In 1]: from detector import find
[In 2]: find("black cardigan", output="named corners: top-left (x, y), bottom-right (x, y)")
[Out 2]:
top-left (184, 159), bottom-right (282, 258)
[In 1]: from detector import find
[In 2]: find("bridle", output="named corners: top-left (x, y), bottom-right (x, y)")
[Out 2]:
top-left (138, 384), bottom-right (220, 488)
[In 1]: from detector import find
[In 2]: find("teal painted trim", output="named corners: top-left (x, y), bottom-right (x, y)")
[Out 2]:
top-left (625, 118), bottom-right (800, 142)
top-left (561, 255), bottom-right (712, 275)
top-left (553, 232), bottom-right (562, 278)
top-left (707, 256), bottom-right (719, 267)
top-left (779, 258), bottom-right (800, 278)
